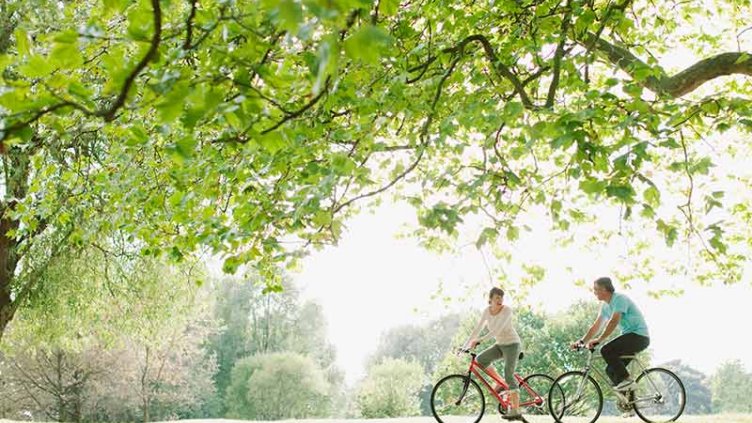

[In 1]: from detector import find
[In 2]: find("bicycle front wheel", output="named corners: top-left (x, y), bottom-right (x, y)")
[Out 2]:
top-left (431, 374), bottom-right (485, 423)
top-left (548, 371), bottom-right (603, 423)
top-left (633, 367), bottom-right (686, 423)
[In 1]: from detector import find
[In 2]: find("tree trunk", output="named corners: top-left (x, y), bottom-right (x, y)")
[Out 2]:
top-left (0, 148), bottom-right (32, 341)
top-left (141, 346), bottom-right (151, 423)
top-left (0, 211), bottom-right (19, 340)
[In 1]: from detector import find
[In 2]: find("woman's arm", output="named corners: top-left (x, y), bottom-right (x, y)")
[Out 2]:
top-left (463, 309), bottom-right (489, 348)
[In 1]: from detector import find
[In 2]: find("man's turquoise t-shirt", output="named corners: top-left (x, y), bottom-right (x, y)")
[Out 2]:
top-left (599, 292), bottom-right (649, 337)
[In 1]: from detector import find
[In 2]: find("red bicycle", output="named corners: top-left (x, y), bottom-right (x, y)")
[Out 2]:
top-left (430, 347), bottom-right (560, 423)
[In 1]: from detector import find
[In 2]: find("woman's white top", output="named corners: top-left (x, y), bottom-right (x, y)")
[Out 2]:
top-left (465, 306), bottom-right (521, 347)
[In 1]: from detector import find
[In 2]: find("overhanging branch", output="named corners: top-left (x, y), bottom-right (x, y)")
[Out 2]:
top-left (585, 33), bottom-right (752, 98)
top-left (0, 0), bottom-right (162, 143)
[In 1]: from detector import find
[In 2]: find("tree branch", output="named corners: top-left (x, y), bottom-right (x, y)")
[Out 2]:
top-left (260, 77), bottom-right (331, 135)
top-left (1, 0), bottom-right (162, 143)
top-left (183, 0), bottom-right (198, 50)
top-left (409, 34), bottom-right (535, 108)
top-left (585, 33), bottom-right (752, 97)
top-left (546, 0), bottom-right (573, 108)
top-left (98, 0), bottom-right (162, 121)
top-left (333, 55), bottom-right (462, 213)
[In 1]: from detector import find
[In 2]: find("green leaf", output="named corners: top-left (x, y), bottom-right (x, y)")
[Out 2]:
top-left (279, 0), bottom-right (303, 32)
top-left (504, 101), bottom-right (524, 119)
top-left (606, 184), bottom-right (635, 202)
top-left (579, 178), bottom-right (606, 194)
top-left (506, 225), bottom-right (519, 241)
top-left (640, 204), bottom-right (655, 218)
top-left (18, 55), bottom-right (54, 78)
top-left (656, 219), bottom-right (678, 247)
top-left (475, 227), bottom-right (498, 249)
top-left (68, 82), bottom-right (93, 100)
top-left (331, 153), bottom-right (356, 174)
top-left (50, 41), bottom-right (84, 69)
top-left (126, 125), bottom-right (150, 146)
top-left (127, 4), bottom-right (154, 40)
top-left (700, 101), bottom-right (720, 115)
top-left (379, 0), bottom-right (399, 16)
top-left (622, 83), bottom-right (643, 97)
top-left (14, 29), bottom-right (30, 56)
top-left (311, 210), bottom-right (332, 226)
top-left (551, 133), bottom-right (575, 150)
top-left (644, 186), bottom-right (660, 207)
top-left (344, 25), bottom-right (392, 64)
top-left (156, 83), bottom-right (190, 123)
top-left (260, 131), bottom-right (287, 154)
top-left (734, 53), bottom-right (750, 65)
top-left (176, 136), bottom-right (197, 158)
top-left (691, 157), bottom-right (714, 175)
top-left (103, 0), bottom-right (130, 14)
top-left (222, 255), bottom-right (242, 274)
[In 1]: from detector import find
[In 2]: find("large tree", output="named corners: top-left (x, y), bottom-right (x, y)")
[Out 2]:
top-left (1, 0), bottom-right (751, 339)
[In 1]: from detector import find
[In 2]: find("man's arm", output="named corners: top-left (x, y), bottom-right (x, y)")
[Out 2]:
top-left (582, 316), bottom-right (604, 343)
top-left (588, 312), bottom-right (622, 347)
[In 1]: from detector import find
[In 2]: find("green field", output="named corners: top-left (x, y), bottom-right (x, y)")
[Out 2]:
top-left (5, 415), bottom-right (752, 423)
top-left (154, 415), bottom-right (752, 423)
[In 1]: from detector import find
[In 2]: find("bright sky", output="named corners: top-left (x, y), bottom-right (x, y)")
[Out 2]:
top-left (295, 201), bottom-right (752, 385)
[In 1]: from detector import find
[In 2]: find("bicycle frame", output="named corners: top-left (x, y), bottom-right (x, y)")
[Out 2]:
top-left (466, 354), bottom-right (545, 409)
top-left (575, 349), bottom-right (665, 406)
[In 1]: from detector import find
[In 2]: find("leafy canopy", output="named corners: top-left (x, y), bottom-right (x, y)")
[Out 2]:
top-left (1, 0), bottom-right (752, 292)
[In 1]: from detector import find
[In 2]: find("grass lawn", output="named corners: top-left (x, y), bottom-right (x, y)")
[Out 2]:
top-left (5, 415), bottom-right (751, 423)
top-left (151, 415), bottom-right (752, 423)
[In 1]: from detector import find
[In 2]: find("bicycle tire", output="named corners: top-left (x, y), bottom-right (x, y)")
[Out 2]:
top-left (633, 367), bottom-right (686, 423)
top-left (548, 370), bottom-right (603, 423)
top-left (431, 374), bottom-right (485, 423)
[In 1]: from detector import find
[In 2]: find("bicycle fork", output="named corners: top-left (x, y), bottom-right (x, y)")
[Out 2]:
top-left (454, 372), bottom-right (472, 406)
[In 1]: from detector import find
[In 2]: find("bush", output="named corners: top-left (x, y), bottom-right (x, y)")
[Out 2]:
top-left (356, 358), bottom-right (425, 418)
top-left (225, 352), bottom-right (331, 419)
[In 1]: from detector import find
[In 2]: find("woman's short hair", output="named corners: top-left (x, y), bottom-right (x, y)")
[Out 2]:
top-left (489, 287), bottom-right (505, 298)
top-left (594, 277), bottom-right (615, 293)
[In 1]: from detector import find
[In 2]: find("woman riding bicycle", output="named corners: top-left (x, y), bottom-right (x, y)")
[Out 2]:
top-left (463, 287), bottom-right (523, 419)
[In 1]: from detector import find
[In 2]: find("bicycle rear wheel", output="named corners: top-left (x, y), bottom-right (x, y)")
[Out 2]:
top-left (548, 371), bottom-right (603, 423)
top-left (518, 373), bottom-right (556, 416)
top-left (431, 374), bottom-right (485, 423)
top-left (633, 367), bottom-right (686, 423)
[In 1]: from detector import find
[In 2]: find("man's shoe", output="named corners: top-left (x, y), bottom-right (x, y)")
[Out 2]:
top-left (615, 379), bottom-right (635, 391)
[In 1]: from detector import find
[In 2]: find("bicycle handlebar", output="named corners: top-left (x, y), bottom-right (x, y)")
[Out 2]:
top-left (573, 341), bottom-right (600, 352)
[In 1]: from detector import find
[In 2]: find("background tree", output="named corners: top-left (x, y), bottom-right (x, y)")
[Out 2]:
top-left (366, 313), bottom-right (460, 415)
top-left (368, 313), bottom-right (461, 374)
top-left (661, 359), bottom-right (712, 415)
top-left (711, 359), bottom-right (752, 414)
top-left (224, 351), bottom-right (332, 420)
top-left (0, 247), bottom-right (219, 422)
top-left (356, 358), bottom-right (425, 418)
top-left (206, 276), bottom-right (342, 415)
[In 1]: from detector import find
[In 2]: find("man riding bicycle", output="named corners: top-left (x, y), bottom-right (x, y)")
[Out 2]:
top-left (572, 277), bottom-right (650, 399)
